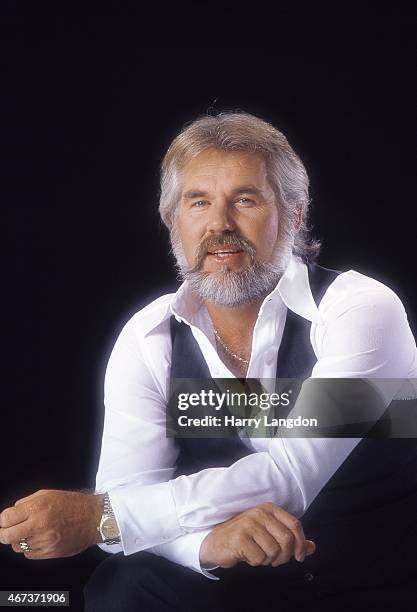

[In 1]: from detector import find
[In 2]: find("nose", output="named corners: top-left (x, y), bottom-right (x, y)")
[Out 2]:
top-left (206, 199), bottom-right (235, 234)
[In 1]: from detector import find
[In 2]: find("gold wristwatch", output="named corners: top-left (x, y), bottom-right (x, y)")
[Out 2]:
top-left (98, 492), bottom-right (121, 545)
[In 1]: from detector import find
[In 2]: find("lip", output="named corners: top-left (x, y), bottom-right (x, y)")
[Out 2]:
top-left (207, 248), bottom-right (244, 255)
top-left (206, 250), bottom-right (245, 263)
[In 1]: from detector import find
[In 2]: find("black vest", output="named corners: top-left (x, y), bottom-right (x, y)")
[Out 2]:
top-left (170, 263), bottom-right (417, 590)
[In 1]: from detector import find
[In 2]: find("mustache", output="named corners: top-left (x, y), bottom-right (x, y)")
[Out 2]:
top-left (189, 233), bottom-right (257, 272)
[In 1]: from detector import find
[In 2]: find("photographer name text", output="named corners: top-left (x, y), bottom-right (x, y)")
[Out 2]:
top-left (177, 415), bottom-right (318, 429)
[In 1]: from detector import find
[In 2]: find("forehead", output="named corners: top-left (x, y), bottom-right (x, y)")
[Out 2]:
top-left (180, 149), bottom-right (269, 192)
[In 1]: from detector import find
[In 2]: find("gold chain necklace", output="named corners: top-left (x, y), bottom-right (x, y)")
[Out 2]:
top-left (213, 327), bottom-right (250, 365)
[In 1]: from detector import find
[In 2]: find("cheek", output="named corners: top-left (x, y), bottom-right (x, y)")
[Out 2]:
top-left (256, 211), bottom-right (279, 253)
top-left (176, 216), bottom-right (200, 258)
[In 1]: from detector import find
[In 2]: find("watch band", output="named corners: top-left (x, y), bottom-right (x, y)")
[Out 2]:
top-left (100, 492), bottom-right (121, 545)
top-left (103, 492), bottom-right (114, 517)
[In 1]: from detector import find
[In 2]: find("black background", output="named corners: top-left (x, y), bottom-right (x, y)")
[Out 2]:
top-left (2, 3), bottom-right (417, 610)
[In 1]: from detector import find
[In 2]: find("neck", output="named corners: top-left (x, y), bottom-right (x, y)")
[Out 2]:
top-left (204, 297), bottom-right (264, 339)
top-left (205, 298), bottom-right (265, 377)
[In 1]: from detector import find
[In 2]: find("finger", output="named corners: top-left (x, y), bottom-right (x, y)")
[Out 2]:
top-left (261, 519), bottom-right (295, 566)
top-left (11, 540), bottom-right (39, 554)
top-left (306, 540), bottom-right (316, 556)
top-left (269, 505), bottom-right (310, 562)
top-left (0, 505), bottom-right (28, 528)
top-left (0, 524), bottom-right (31, 546)
top-left (240, 537), bottom-right (268, 567)
top-left (250, 524), bottom-right (282, 566)
top-left (22, 549), bottom-right (44, 560)
top-left (15, 490), bottom-right (48, 506)
top-left (23, 550), bottom-right (55, 560)
top-left (11, 539), bottom-right (45, 557)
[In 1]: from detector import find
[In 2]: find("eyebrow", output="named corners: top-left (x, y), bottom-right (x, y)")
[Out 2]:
top-left (182, 185), bottom-right (264, 199)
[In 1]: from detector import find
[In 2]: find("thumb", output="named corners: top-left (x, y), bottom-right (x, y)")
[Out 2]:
top-left (306, 540), bottom-right (316, 556)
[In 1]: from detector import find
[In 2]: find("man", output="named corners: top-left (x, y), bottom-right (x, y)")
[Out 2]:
top-left (1, 111), bottom-right (417, 611)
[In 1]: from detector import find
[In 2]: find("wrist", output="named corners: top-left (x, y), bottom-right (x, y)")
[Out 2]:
top-left (97, 492), bottom-right (121, 545)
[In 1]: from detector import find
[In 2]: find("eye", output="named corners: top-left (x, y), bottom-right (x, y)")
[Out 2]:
top-left (191, 200), bottom-right (209, 208)
top-left (236, 197), bottom-right (255, 205)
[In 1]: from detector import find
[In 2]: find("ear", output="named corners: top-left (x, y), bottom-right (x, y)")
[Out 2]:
top-left (295, 208), bottom-right (302, 231)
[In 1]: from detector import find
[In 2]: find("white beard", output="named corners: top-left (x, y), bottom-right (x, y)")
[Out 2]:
top-left (170, 226), bottom-right (294, 307)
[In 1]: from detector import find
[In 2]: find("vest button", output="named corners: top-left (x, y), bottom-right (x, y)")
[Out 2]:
top-left (304, 572), bottom-right (314, 582)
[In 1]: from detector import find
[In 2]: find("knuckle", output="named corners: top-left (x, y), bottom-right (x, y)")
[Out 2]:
top-left (237, 545), bottom-right (247, 559)
top-left (236, 532), bottom-right (249, 547)
top-left (247, 557), bottom-right (259, 567)
top-left (242, 516), bottom-right (254, 530)
top-left (290, 517), bottom-right (302, 531)
top-left (243, 509), bottom-right (255, 521)
top-left (281, 539), bottom-right (293, 558)
top-left (249, 508), bottom-right (266, 523)
top-left (36, 500), bottom-right (48, 515)
top-left (253, 552), bottom-right (266, 566)
top-left (248, 506), bottom-right (260, 517)
top-left (281, 532), bottom-right (295, 549)
top-left (272, 557), bottom-right (283, 567)
top-left (271, 543), bottom-right (281, 556)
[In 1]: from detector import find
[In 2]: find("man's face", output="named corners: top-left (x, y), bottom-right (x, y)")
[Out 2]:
top-left (177, 149), bottom-right (280, 273)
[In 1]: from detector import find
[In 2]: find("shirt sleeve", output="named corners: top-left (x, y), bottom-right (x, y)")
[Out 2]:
top-left (150, 530), bottom-right (220, 580)
top-left (166, 277), bottom-right (417, 529)
top-left (95, 316), bottom-right (218, 578)
top-left (96, 526), bottom-right (219, 580)
top-left (96, 276), bottom-right (417, 577)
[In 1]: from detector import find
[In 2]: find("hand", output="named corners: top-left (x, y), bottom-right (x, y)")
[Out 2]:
top-left (0, 489), bottom-right (104, 559)
top-left (199, 502), bottom-right (316, 569)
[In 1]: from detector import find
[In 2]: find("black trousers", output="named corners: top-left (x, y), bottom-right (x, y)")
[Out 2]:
top-left (84, 552), bottom-right (417, 612)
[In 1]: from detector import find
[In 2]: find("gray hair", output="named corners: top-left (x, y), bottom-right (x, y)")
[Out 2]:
top-left (159, 110), bottom-right (321, 263)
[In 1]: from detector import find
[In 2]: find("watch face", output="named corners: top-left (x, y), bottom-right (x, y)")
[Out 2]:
top-left (101, 516), bottom-right (120, 539)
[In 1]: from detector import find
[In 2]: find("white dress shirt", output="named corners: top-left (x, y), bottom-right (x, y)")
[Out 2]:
top-left (95, 255), bottom-right (417, 579)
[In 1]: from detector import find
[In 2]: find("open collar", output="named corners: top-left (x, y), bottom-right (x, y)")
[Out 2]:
top-left (143, 255), bottom-right (319, 336)
top-left (276, 255), bottom-right (318, 323)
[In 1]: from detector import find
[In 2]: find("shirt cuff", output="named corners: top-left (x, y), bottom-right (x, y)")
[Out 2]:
top-left (151, 529), bottom-right (220, 581)
top-left (96, 541), bottom-right (123, 555)
top-left (108, 482), bottom-right (185, 555)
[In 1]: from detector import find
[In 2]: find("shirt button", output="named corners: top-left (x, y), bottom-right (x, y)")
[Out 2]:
top-left (135, 538), bottom-right (141, 544)
top-left (304, 572), bottom-right (314, 582)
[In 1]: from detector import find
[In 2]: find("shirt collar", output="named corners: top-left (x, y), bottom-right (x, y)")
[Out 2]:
top-left (276, 255), bottom-right (318, 322)
top-left (144, 254), bottom-right (319, 336)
